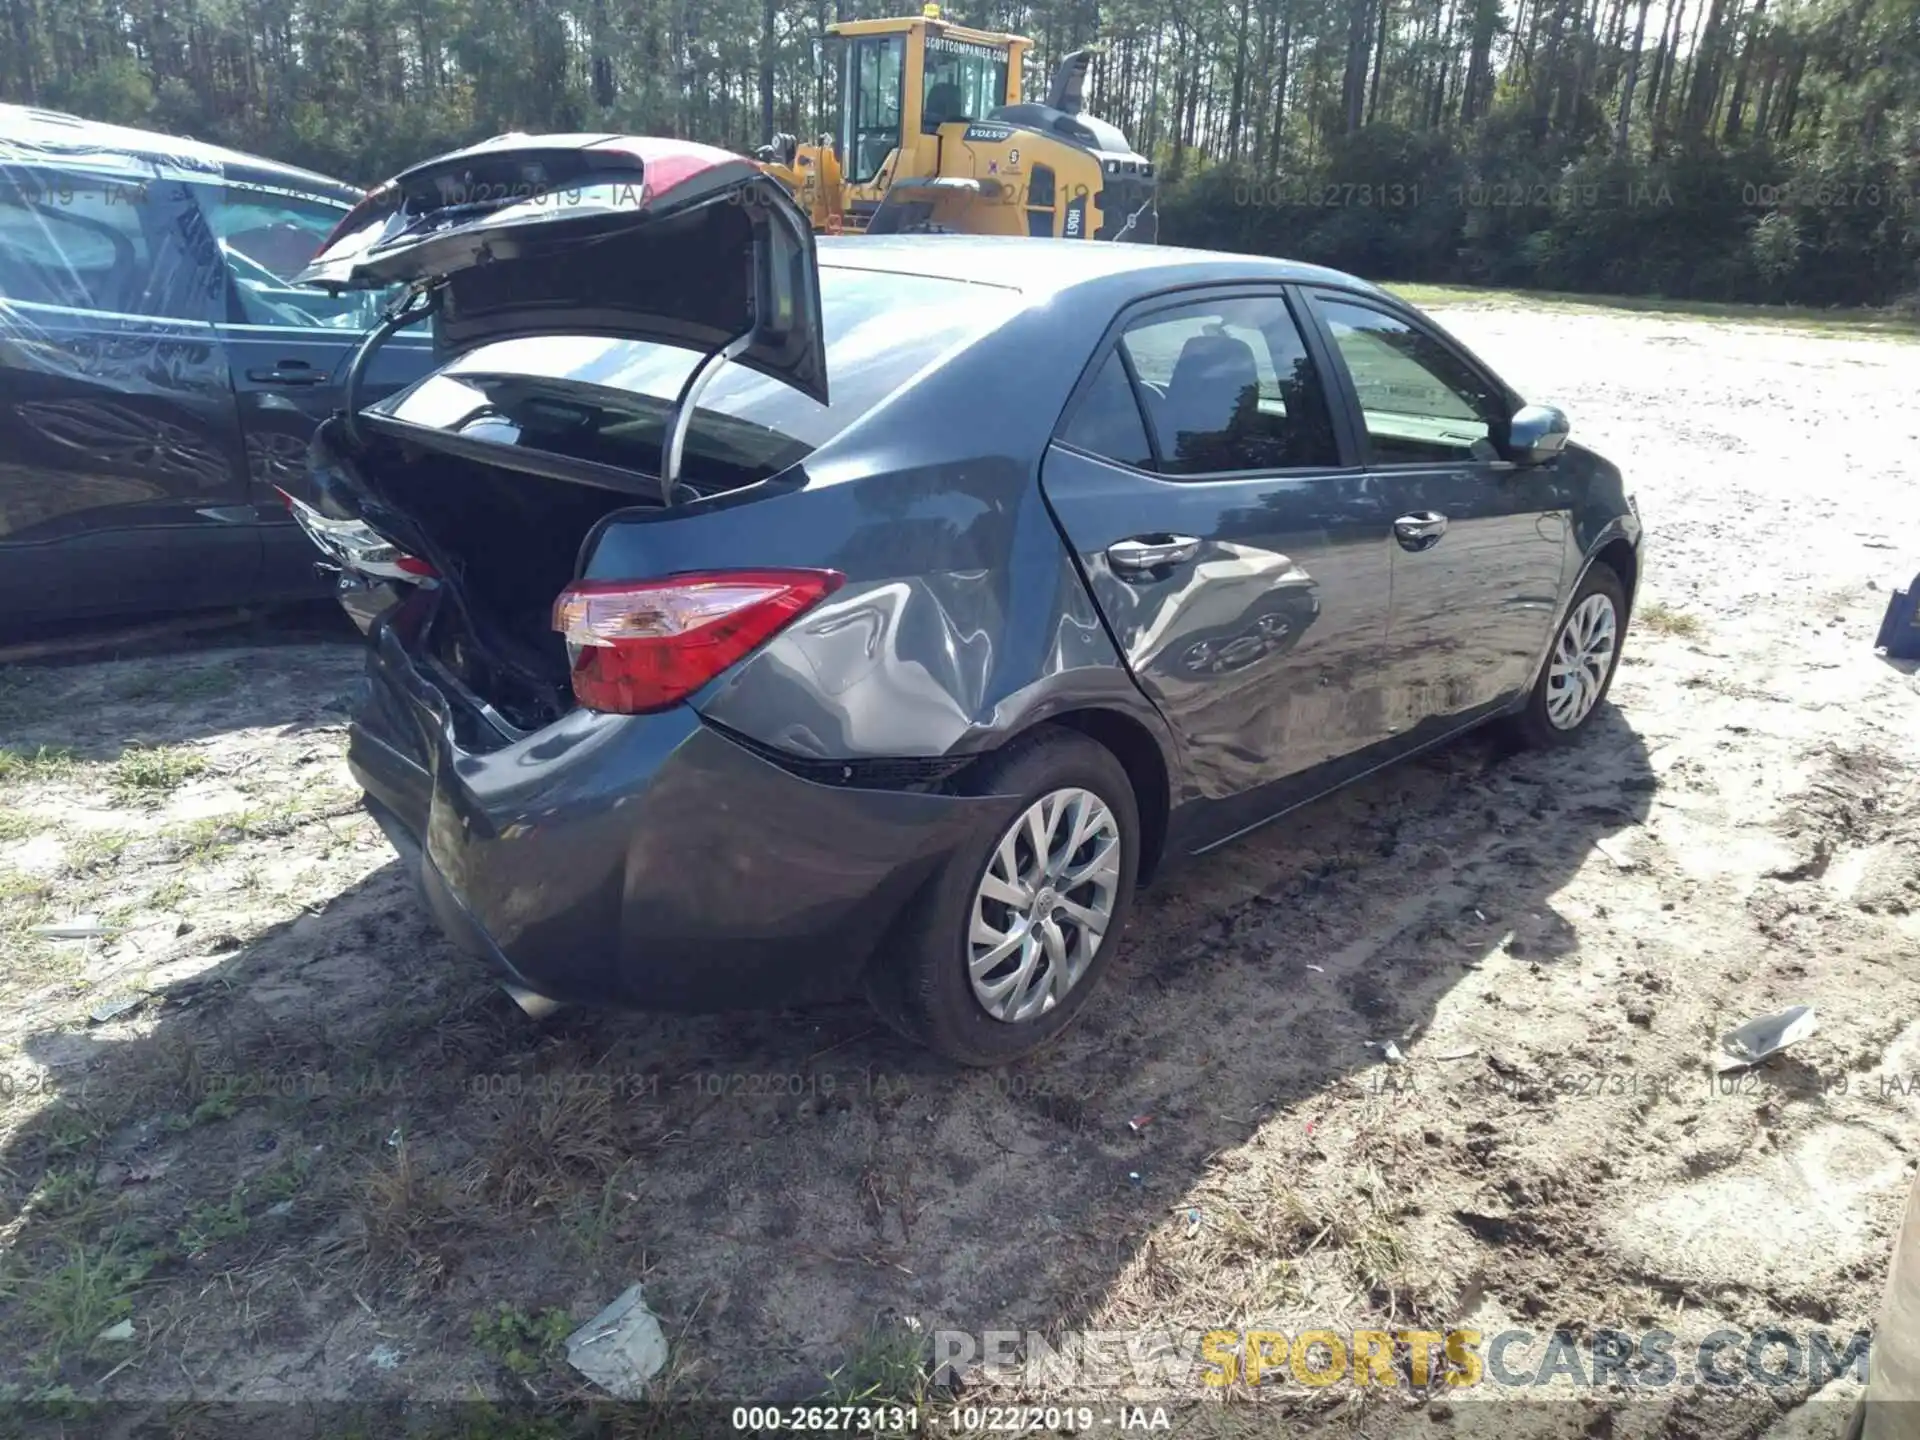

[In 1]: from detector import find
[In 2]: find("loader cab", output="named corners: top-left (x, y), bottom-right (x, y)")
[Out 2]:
top-left (919, 33), bottom-right (1012, 134)
top-left (838, 30), bottom-right (907, 186)
top-left (830, 10), bottom-right (1027, 199)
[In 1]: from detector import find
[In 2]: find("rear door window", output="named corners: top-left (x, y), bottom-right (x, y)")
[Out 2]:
top-left (0, 166), bottom-right (211, 318)
top-left (1115, 294), bottom-right (1340, 475)
top-left (375, 267), bottom-right (1021, 487)
top-left (1058, 351), bottom-right (1154, 470)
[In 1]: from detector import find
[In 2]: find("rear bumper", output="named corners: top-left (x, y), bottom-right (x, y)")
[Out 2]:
top-left (347, 600), bottom-right (1017, 1010)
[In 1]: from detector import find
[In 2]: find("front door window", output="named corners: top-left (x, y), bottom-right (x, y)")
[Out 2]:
top-left (198, 185), bottom-right (392, 330)
top-left (1316, 299), bottom-right (1506, 465)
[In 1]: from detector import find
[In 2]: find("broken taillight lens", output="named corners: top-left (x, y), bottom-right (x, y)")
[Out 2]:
top-left (274, 487), bottom-right (438, 582)
top-left (552, 569), bottom-right (844, 714)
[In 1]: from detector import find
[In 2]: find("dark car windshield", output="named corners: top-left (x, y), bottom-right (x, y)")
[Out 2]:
top-left (373, 266), bottom-right (1021, 488)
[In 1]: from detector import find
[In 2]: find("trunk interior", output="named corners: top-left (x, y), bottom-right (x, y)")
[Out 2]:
top-left (357, 440), bottom-right (651, 734)
top-left (323, 362), bottom-right (806, 735)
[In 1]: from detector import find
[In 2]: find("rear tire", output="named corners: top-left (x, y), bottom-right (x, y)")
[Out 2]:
top-left (1507, 562), bottom-right (1628, 749)
top-left (865, 726), bottom-right (1139, 1066)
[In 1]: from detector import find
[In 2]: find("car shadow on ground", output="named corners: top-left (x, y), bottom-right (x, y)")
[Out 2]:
top-left (0, 609), bottom-right (363, 764)
top-left (0, 701), bottom-right (1651, 1409)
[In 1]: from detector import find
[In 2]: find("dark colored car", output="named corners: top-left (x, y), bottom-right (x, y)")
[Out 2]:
top-left (0, 103), bottom-right (431, 629)
top-left (293, 134), bottom-right (1642, 1065)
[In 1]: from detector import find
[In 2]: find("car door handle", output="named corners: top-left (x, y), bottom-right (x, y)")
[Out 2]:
top-left (247, 362), bottom-right (326, 385)
top-left (1393, 512), bottom-right (1448, 550)
top-left (1108, 534), bottom-right (1201, 576)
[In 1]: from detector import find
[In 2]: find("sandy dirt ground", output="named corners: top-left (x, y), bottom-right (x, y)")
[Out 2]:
top-left (1, 299), bottom-right (1917, 1438)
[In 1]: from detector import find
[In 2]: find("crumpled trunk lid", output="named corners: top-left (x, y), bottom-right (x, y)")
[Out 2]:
top-left (297, 133), bottom-right (828, 405)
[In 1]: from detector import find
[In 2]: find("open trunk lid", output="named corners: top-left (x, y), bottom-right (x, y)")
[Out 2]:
top-left (296, 133), bottom-right (827, 404)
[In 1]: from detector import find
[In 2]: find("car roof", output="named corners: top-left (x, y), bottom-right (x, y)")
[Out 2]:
top-left (816, 234), bottom-right (1393, 303)
top-left (0, 103), bottom-right (361, 203)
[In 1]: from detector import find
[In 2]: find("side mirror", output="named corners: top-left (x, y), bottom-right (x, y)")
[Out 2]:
top-left (1506, 403), bottom-right (1571, 465)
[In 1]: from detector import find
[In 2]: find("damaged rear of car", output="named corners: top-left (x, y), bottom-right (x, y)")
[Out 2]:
top-left (293, 133), bottom-right (1145, 1061)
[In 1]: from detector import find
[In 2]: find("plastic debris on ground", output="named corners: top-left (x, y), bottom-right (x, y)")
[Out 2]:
top-left (1718, 1005), bottom-right (1818, 1070)
top-left (88, 993), bottom-right (147, 1025)
top-left (565, 1284), bottom-right (668, 1398)
top-left (33, 919), bottom-right (116, 940)
top-left (1592, 836), bottom-right (1639, 870)
top-left (1126, 1114), bottom-right (1153, 1134)
top-left (1875, 572), bottom-right (1920, 658)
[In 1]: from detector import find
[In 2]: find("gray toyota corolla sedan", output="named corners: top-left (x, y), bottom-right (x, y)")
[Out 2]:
top-left (289, 133), bottom-right (1642, 1065)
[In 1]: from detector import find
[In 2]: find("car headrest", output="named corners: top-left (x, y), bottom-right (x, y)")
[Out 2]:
top-left (1165, 332), bottom-right (1259, 434)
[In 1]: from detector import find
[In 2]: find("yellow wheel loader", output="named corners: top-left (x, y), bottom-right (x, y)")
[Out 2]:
top-left (753, 5), bottom-right (1156, 243)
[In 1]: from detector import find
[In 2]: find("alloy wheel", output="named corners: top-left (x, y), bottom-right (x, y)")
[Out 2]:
top-left (1546, 591), bottom-right (1618, 730)
top-left (968, 787), bottom-right (1122, 1023)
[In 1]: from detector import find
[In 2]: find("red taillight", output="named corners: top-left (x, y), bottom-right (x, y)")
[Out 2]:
top-left (552, 569), bottom-right (844, 714)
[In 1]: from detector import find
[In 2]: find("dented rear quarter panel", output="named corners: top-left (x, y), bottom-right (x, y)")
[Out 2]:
top-left (579, 282), bottom-right (1189, 787)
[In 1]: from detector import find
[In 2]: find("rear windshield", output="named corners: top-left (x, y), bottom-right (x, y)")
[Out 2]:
top-left (373, 266), bottom-right (1020, 488)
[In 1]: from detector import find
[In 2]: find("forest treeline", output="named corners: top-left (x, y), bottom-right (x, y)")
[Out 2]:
top-left (3, 0), bottom-right (1917, 305)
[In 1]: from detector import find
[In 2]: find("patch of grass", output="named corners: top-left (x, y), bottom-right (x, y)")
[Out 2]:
top-left (823, 1322), bottom-right (932, 1410)
top-left (255, 1153), bottom-right (314, 1204)
top-left (1335, 1213), bottom-right (1409, 1295)
top-left (471, 1302), bottom-right (576, 1378)
top-left (161, 1083), bottom-right (242, 1132)
top-left (156, 799), bottom-right (358, 867)
top-left (420, 1407), bottom-right (574, 1440)
top-left (1637, 600), bottom-right (1705, 638)
top-left (0, 807), bottom-right (40, 843)
top-left (336, 1139), bottom-right (473, 1293)
top-left (109, 746), bottom-right (208, 803)
top-left (28, 1170), bottom-right (102, 1223)
top-left (177, 1189), bottom-right (252, 1257)
top-left (36, 1103), bottom-right (110, 1160)
top-left (1, 1237), bottom-right (152, 1376)
top-left (0, 932), bottom-right (67, 989)
top-left (169, 1150), bottom-right (315, 1259)
top-left (0, 746), bottom-right (77, 786)
top-left (0, 866), bottom-right (52, 907)
top-left (144, 874), bottom-right (192, 911)
top-left (160, 810), bottom-right (264, 863)
top-left (1382, 281), bottom-right (1920, 339)
top-left (0, 1382), bottom-right (83, 1409)
top-left (479, 1083), bottom-right (623, 1214)
top-left (62, 828), bottom-right (133, 875)
top-left (564, 1162), bottom-right (637, 1264)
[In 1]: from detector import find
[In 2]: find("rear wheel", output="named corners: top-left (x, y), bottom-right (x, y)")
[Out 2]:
top-left (1508, 562), bottom-right (1627, 748)
top-left (866, 727), bottom-right (1139, 1066)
